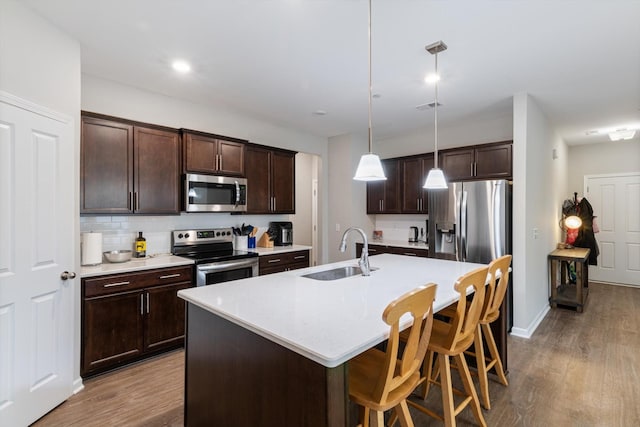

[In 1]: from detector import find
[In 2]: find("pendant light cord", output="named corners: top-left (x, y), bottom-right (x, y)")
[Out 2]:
top-left (367, 0), bottom-right (373, 154)
top-left (434, 51), bottom-right (439, 168)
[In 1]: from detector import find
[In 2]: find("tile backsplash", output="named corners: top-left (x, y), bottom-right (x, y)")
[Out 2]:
top-left (374, 214), bottom-right (429, 242)
top-left (80, 213), bottom-right (291, 255)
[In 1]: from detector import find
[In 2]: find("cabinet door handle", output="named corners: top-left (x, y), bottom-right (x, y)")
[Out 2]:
top-left (273, 197), bottom-right (277, 211)
top-left (159, 273), bottom-right (181, 279)
top-left (470, 163), bottom-right (474, 176)
top-left (140, 294), bottom-right (144, 315)
top-left (294, 255), bottom-right (306, 260)
top-left (128, 192), bottom-right (133, 210)
top-left (134, 192), bottom-right (139, 211)
top-left (403, 252), bottom-right (418, 256)
top-left (369, 248), bottom-right (377, 253)
top-left (104, 281), bottom-right (130, 288)
top-left (146, 292), bottom-right (150, 314)
top-left (267, 258), bottom-right (281, 263)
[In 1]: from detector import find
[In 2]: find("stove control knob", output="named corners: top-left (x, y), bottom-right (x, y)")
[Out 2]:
top-left (226, 231), bottom-right (231, 236)
top-left (216, 232), bottom-right (221, 237)
top-left (178, 233), bottom-right (184, 239)
top-left (184, 233), bottom-right (190, 239)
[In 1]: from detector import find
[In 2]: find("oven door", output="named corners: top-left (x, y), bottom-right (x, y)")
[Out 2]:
top-left (185, 173), bottom-right (247, 212)
top-left (196, 257), bottom-right (259, 286)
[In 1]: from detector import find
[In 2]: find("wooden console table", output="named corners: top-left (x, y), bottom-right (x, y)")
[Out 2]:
top-left (548, 248), bottom-right (590, 312)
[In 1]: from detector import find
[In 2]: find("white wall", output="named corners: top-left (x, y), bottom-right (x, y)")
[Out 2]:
top-left (0, 0), bottom-right (82, 389)
top-left (375, 112), bottom-right (513, 159)
top-left (568, 139), bottom-right (640, 193)
top-left (327, 134), bottom-right (375, 262)
top-left (81, 75), bottom-right (330, 263)
top-left (511, 93), bottom-right (568, 338)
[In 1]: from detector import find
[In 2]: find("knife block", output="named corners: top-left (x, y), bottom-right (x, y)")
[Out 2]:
top-left (257, 232), bottom-right (274, 248)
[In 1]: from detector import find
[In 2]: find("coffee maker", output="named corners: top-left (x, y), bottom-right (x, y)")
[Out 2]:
top-left (269, 221), bottom-right (293, 246)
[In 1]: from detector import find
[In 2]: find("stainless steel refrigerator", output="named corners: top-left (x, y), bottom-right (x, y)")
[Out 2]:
top-left (428, 179), bottom-right (512, 263)
top-left (428, 179), bottom-right (513, 350)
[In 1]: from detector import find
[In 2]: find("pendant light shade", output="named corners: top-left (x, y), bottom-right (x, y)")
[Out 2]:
top-left (424, 168), bottom-right (447, 189)
top-left (423, 40), bottom-right (448, 190)
top-left (354, 153), bottom-right (387, 181)
top-left (353, 0), bottom-right (386, 182)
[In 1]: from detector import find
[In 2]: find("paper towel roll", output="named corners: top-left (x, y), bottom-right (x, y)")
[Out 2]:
top-left (82, 232), bottom-right (103, 266)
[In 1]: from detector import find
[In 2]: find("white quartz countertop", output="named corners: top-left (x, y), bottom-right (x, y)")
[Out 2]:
top-left (178, 253), bottom-right (486, 368)
top-left (81, 254), bottom-right (194, 278)
top-left (248, 244), bottom-right (312, 256)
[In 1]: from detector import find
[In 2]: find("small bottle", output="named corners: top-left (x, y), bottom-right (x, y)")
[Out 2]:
top-left (135, 232), bottom-right (147, 258)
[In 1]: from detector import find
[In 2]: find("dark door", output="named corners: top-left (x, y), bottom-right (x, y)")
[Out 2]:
top-left (441, 148), bottom-right (474, 181)
top-left (144, 282), bottom-right (191, 352)
top-left (134, 126), bottom-right (181, 214)
top-left (81, 116), bottom-right (134, 214)
top-left (217, 139), bottom-right (245, 176)
top-left (271, 151), bottom-right (295, 213)
top-left (183, 132), bottom-right (218, 173)
top-left (245, 146), bottom-right (271, 213)
top-left (82, 291), bottom-right (144, 375)
top-left (474, 143), bottom-right (512, 179)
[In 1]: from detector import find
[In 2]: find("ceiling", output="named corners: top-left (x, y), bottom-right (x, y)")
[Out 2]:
top-left (24, 0), bottom-right (640, 146)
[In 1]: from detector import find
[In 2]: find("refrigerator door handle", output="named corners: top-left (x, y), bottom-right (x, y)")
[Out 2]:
top-left (491, 181), bottom-right (502, 259)
top-left (461, 190), bottom-right (468, 262)
top-left (455, 190), bottom-right (463, 261)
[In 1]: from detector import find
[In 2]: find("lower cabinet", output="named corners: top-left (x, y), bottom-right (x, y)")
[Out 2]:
top-left (259, 250), bottom-right (310, 275)
top-left (356, 243), bottom-right (429, 258)
top-left (81, 265), bottom-right (193, 377)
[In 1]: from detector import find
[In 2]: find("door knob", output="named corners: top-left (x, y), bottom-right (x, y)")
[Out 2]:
top-left (60, 271), bottom-right (77, 280)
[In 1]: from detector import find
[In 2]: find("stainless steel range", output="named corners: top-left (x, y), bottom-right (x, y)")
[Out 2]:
top-left (172, 228), bottom-right (259, 286)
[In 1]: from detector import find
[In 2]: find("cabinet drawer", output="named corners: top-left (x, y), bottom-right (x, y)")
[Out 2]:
top-left (84, 266), bottom-right (193, 298)
top-left (259, 250), bottom-right (310, 275)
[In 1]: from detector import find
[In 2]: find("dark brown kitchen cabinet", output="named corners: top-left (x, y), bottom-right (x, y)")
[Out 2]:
top-left (81, 265), bottom-right (193, 377)
top-left (182, 130), bottom-right (245, 176)
top-left (245, 145), bottom-right (296, 214)
top-left (81, 114), bottom-right (181, 215)
top-left (366, 159), bottom-right (401, 214)
top-left (440, 141), bottom-right (512, 181)
top-left (356, 243), bottom-right (429, 258)
top-left (259, 250), bottom-right (310, 275)
top-left (401, 154), bottom-right (434, 213)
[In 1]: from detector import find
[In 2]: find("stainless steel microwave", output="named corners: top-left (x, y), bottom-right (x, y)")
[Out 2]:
top-left (184, 174), bottom-right (247, 212)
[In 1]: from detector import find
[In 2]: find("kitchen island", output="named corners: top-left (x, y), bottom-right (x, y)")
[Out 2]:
top-left (178, 254), bottom-right (488, 426)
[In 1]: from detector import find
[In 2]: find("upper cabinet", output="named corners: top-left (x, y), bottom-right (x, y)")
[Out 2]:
top-left (367, 159), bottom-right (401, 214)
top-left (440, 141), bottom-right (512, 181)
top-left (81, 114), bottom-right (181, 215)
top-left (401, 154), bottom-right (434, 214)
top-left (182, 130), bottom-right (245, 176)
top-left (245, 145), bottom-right (296, 214)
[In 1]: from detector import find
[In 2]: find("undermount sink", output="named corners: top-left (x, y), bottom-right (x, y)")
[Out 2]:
top-left (301, 266), bottom-right (379, 281)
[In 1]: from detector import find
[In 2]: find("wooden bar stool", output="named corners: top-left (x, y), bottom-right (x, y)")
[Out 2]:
top-left (471, 254), bottom-right (512, 410)
top-left (348, 283), bottom-right (437, 427)
top-left (409, 266), bottom-right (489, 427)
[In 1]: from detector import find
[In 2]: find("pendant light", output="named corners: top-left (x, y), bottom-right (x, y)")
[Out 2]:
top-left (353, 0), bottom-right (386, 181)
top-left (423, 40), bottom-right (448, 189)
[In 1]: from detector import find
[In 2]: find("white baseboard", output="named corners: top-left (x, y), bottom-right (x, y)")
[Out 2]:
top-left (510, 304), bottom-right (550, 339)
top-left (72, 377), bottom-right (85, 394)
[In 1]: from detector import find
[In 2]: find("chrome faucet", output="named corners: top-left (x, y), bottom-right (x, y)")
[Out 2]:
top-left (339, 227), bottom-right (370, 276)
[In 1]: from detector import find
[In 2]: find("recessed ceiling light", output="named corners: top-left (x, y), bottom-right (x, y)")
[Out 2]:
top-left (424, 73), bottom-right (440, 84)
top-left (312, 110), bottom-right (327, 116)
top-left (171, 60), bottom-right (191, 73)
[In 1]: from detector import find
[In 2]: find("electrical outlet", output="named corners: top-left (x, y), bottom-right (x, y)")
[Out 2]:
top-left (533, 228), bottom-right (539, 239)
top-left (335, 223), bottom-right (340, 232)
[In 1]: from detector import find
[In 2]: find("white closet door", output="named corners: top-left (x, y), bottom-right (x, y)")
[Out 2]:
top-left (0, 95), bottom-right (75, 425)
top-left (585, 173), bottom-right (640, 286)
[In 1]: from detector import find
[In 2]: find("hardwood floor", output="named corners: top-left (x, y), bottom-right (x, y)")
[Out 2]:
top-left (33, 282), bottom-right (640, 426)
